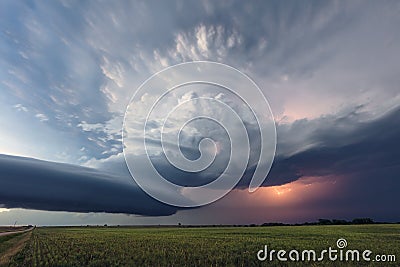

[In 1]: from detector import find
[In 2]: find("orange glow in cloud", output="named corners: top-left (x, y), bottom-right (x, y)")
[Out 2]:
top-left (252, 175), bottom-right (341, 206)
top-left (203, 175), bottom-right (345, 223)
top-left (273, 187), bottom-right (292, 196)
top-left (215, 175), bottom-right (343, 208)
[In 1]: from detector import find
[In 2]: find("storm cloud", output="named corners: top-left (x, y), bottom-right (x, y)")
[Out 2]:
top-left (0, 105), bottom-right (399, 219)
top-left (120, 104), bottom-right (400, 191)
top-left (0, 154), bottom-right (177, 216)
top-left (265, 106), bottom-right (400, 186)
top-left (0, 1), bottom-right (399, 223)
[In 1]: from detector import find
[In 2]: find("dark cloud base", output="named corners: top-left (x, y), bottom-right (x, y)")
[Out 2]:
top-left (237, 106), bottom-right (400, 188)
top-left (0, 154), bottom-right (177, 216)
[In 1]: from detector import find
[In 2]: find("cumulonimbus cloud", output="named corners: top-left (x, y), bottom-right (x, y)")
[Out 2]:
top-left (0, 154), bottom-right (178, 216)
top-left (257, 106), bottom-right (400, 187)
top-left (1, 106), bottom-right (399, 216)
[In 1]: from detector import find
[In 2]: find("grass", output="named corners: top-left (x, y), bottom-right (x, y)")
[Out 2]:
top-left (0, 228), bottom-right (13, 233)
top-left (9, 224), bottom-right (400, 266)
top-left (0, 232), bottom-right (31, 266)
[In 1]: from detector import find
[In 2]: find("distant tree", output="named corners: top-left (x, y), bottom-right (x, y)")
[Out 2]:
top-left (332, 219), bottom-right (348, 225)
top-left (261, 222), bottom-right (285, 226)
top-left (178, 223), bottom-right (182, 227)
top-left (104, 224), bottom-right (108, 227)
top-left (318, 219), bottom-right (332, 225)
top-left (352, 218), bottom-right (374, 224)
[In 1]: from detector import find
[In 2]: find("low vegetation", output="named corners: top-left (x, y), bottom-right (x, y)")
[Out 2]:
top-left (7, 224), bottom-right (399, 266)
top-left (0, 232), bottom-right (31, 266)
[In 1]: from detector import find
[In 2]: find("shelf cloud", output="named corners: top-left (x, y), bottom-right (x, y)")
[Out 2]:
top-left (0, 154), bottom-right (178, 216)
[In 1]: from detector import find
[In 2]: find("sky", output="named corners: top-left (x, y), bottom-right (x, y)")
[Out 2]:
top-left (0, 0), bottom-right (400, 225)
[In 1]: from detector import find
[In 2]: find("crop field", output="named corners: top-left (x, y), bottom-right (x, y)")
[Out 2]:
top-left (0, 232), bottom-right (31, 266)
top-left (5, 224), bottom-right (400, 266)
top-left (0, 233), bottom-right (25, 254)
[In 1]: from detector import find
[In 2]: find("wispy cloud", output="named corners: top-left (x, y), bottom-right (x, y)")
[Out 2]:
top-left (35, 113), bottom-right (48, 122)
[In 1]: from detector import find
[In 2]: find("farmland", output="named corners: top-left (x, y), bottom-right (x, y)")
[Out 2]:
top-left (0, 231), bottom-right (31, 266)
top-left (5, 224), bottom-right (400, 266)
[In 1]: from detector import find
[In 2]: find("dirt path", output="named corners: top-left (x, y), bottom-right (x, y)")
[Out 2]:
top-left (0, 231), bottom-right (32, 266)
top-left (0, 227), bottom-right (34, 237)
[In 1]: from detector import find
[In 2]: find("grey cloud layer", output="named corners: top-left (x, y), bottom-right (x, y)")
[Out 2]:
top-left (262, 106), bottom-right (400, 186)
top-left (99, 105), bottom-right (400, 191)
top-left (0, 154), bottom-right (177, 216)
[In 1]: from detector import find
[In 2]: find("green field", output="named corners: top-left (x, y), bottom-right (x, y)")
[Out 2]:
top-left (0, 232), bottom-right (31, 266)
top-left (0, 233), bottom-right (25, 255)
top-left (4, 225), bottom-right (399, 266)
